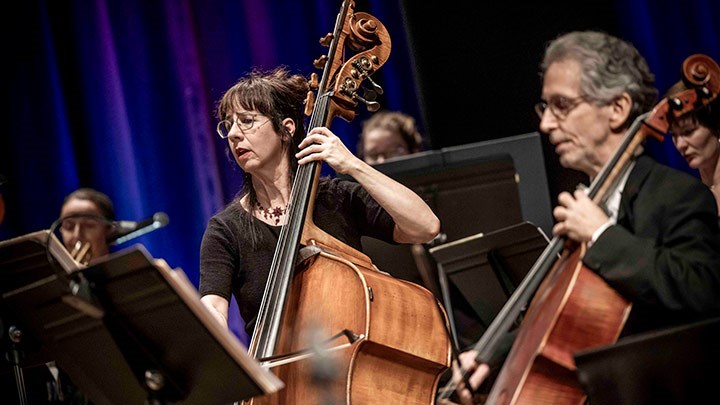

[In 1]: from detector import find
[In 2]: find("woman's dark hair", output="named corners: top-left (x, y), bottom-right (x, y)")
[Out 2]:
top-left (216, 66), bottom-right (309, 246)
top-left (62, 188), bottom-right (115, 221)
top-left (664, 79), bottom-right (720, 135)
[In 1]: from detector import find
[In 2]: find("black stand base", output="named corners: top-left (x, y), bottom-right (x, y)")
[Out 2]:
top-left (3, 324), bottom-right (28, 405)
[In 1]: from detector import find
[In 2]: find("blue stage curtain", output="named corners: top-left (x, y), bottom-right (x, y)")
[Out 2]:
top-left (1, 0), bottom-right (418, 344)
top-left (2, 0), bottom-right (717, 343)
top-left (617, 0), bottom-right (720, 175)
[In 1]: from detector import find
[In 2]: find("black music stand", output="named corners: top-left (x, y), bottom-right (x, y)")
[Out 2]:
top-left (429, 222), bottom-right (549, 350)
top-left (0, 230), bottom-right (283, 405)
top-left (360, 152), bottom-right (524, 300)
top-left (574, 316), bottom-right (720, 405)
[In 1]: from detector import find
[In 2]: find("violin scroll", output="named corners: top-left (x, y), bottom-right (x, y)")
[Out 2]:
top-left (670, 54), bottom-right (720, 114)
top-left (673, 54), bottom-right (720, 111)
top-left (681, 54), bottom-right (720, 92)
top-left (644, 54), bottom-right (719, 137)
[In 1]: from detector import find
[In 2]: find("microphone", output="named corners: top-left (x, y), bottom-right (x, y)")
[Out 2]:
top-left (110, 212), bottom-right (169, 245)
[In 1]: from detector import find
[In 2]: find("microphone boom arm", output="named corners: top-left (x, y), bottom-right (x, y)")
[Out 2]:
top-left (111, 212), bottom-right (169, 245)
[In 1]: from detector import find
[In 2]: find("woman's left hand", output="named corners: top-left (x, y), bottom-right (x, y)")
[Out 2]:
top-left (296, 127), bottom-right (360, 175)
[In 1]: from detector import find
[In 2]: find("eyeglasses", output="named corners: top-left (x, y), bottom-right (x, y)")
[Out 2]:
top-left (216, 113), bottom-right (271, 139)
top-left (364, 145), bottom-right (410, 164)
top-left (534, 95), bottom-right (587, 120)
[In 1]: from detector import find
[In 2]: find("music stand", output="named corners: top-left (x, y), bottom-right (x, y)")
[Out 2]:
top-left (574, 316), bottom-right (720, 405)
top-left (0, 230), bottom-right (283, 404)
top-left (429, 222), bottom-right (548, 350)
top-left (360, 152), bottom-right (524, 302)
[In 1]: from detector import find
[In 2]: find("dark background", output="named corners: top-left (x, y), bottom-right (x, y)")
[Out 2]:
top-left (1, 0), bottom-right (718, 340)
top-left (400, 1), bottom-right (626, 198)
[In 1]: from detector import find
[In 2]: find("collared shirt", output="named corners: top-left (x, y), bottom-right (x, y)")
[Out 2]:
top-left (590, 161), bottom-right (636, 245)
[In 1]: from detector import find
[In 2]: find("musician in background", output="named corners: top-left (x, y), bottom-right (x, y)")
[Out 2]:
top-left (58, 187), bottom-right (115, 262)
top-left (452, 31), bottom-right (720, 404)
top-left (6, 188), bottom-right (112, 404)
top-left (357, 110), bottom-right (424, 164)
top-left (198, 67), bottom-right (440, 337)
top-left (667, 80), bottom-right (720, 215)
top-left (43, 188), bottom-right (113, 403)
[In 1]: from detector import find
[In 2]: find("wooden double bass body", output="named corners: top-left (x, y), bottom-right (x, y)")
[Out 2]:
top-left (247, 1), bottom-right (451, 404)
top-left (267, 245), bottom-right (452, 404)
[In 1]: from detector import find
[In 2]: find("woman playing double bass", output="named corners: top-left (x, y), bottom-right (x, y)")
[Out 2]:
top-left (451, 31), bottom-right (720, 404)
top-left (199, 66), bottom-right (440, 348)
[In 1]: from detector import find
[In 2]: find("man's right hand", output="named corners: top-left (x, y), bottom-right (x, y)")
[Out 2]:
top-left (448, 350), bottom-right (491, 405)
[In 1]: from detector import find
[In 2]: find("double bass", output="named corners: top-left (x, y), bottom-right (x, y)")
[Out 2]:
top-left (247, 1), bottom-right (452, 403)
top-left (439, 54), bottom-right (720, 404)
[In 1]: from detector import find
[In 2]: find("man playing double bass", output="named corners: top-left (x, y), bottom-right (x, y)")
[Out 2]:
top-left (451, 31), bottom-right (720, 404)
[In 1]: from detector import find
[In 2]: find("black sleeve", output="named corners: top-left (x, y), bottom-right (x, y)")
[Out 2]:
top-left (314, 178), bottom-right (396, 248)
top-left (584, 171), bottom-right (720, 313)
top-left (198, 215), bottom-right (237, 301)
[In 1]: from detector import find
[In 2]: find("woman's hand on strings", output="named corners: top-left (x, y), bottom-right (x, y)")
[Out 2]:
top-left (296, 126), bottom-right (361, 175)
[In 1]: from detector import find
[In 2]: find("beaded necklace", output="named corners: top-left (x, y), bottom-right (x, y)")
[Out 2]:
top-left (256, 202), bottom-right (287, 225)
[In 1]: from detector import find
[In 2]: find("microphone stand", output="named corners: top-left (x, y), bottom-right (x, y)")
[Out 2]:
top-left (110, 212), bottom-right (169, 245)
top-left (3, 322), bottom-right (28, 405)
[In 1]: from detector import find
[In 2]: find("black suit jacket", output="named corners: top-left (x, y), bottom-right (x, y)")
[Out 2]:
top-left (583, 154), bottom-right (720, 336)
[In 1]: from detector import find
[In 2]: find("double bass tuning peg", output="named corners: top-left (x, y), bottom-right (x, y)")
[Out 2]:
top-left (353, 93), bottom-right (380, 112)
top-left (319, 33), bottom-right (333, 47)
top-left (308, 73), bottom-right (319, 90)
top-left (351, 59), bottom-right (383, 95)
top-left (362, 88), bottom-right (378, 102)
top-left (668, 96), bottom-right (684, 111)
top-left (364, 74), bottom-right (383, 95)
top-left (304, 91), bottom-right (315, 117)
top-left (313, 55), bottom-right (328, 70)
top-left (304, 73), bottom-right (319, 117)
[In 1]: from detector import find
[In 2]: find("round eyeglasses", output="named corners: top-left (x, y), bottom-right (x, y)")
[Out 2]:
top-left (216, 113), bottom-right (271, 139)
top-left (364, 145), bottom-right (409, 164)
top-left (534, 95), bottom-right (587, 120)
